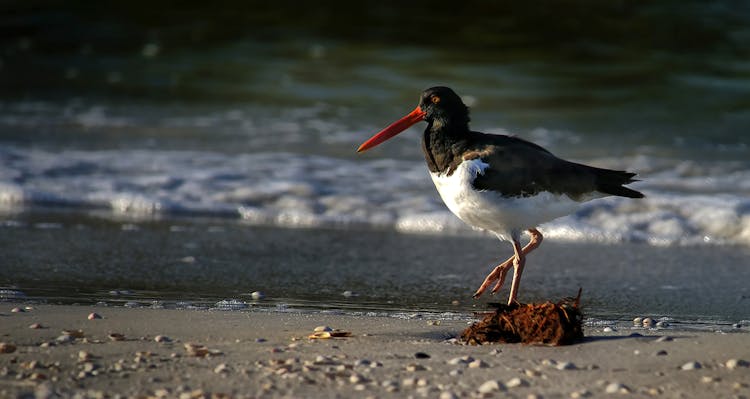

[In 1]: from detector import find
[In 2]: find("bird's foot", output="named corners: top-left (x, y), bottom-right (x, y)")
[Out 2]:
top-left (472, 258), bottom-right (513, 298)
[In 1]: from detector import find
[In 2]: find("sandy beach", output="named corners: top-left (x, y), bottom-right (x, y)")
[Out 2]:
top-left (1, 304), bottom-right (748, 398)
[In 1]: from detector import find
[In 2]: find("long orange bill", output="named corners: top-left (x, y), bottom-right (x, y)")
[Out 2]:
top-left (357, 106), bottom-right (426, 153)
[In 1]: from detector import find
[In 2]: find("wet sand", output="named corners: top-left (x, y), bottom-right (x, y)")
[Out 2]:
top-left (1, 304), bottom-right (749, 398)
top-left (2, 215), bottom-right (750, 324)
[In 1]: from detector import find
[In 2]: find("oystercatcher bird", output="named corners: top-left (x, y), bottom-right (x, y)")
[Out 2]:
top-left (357, 87), bottom-right (644, 305)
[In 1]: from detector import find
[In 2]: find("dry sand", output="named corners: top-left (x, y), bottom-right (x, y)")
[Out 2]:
top-left (1, 305), bottom-right (749, 398)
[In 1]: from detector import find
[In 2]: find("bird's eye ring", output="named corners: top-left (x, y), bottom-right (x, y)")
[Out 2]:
top-left (431, 96), bottom-right (441, 104)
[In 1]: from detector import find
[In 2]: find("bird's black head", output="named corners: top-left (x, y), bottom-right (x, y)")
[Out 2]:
top-left (418, 86), bottom-right (470, 129)
top-left (357, 86), bottom-right (470, 153)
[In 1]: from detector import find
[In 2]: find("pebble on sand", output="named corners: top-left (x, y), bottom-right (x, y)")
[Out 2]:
top-left (87, 312), bottom-right (102, 320)
top-left (108, 333), bottom-right (126, 342)
top-left (468, 359), bottom-right (489, 369)
top-left (478, 380), bottom-right (505, 393)
top-left (725, 358), bottom-right (749, 369)
top-left (10, 307), bottom-right (25, 313)
top-left (506, 377), bottom-right (529, 388)
top-left (556, 361), bottom-right (577, 370)
top-left (605, 382), bottom-right (631, 394)
top-left (29, 323), bottom-right (44, 329)
top-left (63, 329), bottom-right (85, 338)
top-left (680, 361), bottom-right (702, 370)
top-left (185, 343), bottom-right (222, 358)
top-left (642, 318), bottom-right (655, 328)
top-left (154, 335), bottom-right (172, 343)
top-left (0, 342), bottom-right (16, 354)
top-left (570, 389), bottom-right (593, 398)
top-left (447, 356), bottom-right (474, 365)
top-left (214, 363), bottom-right (230, 374)
top-left (78, 351), bottom-right (94, 361)
top-left (406, 363), bottom-right (426, 372)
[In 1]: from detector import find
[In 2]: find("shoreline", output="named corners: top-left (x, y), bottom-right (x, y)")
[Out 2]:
top-left (1, 304), bottom-right (749, 398)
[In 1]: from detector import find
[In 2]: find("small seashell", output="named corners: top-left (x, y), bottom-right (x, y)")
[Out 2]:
top-left (10, 307), bottom-right (25, 313)
top-left (250, 291), bottom-right (265, 300)
top-left (78, 351), bottom-right (93, 361)
top-left (55, 335), bottom-right (73, 344)
top-left (448, 356), bottom-right (474, 365)
top-left (28, 372), bottom-right (47, 381)
top-left (214, 363), bottom-right (230, 374)
top-left (642, 317), bottom-right (655, 328)
top-left (680, 361), bottom-right (702, 370)
top-left (108, 333), bottom-right (125, 341)
top-left (28, 323), bottom-right (44, 329)
top-left (468, 359), bottom-right (488, 369)
top-left (402, 377), bottom-right (417, 387)
top-left (313, 326), bottom-right (333, 332)
top-left (308, 329), bottom-right (352, 339)
top-left (0, 342), bottom-right (17, 353)
top-left (633, 317), bottom-right (643, 326)
top-left (477, 380), bottom-right (504, 393)
top-left (524, 369), bottom-right (541, 378)
top-left (184, 343), bottom-right (208, 357)
top-left (605, 382), bottom-right (630, 394)
top-left (62, 329), bottom-right (85, 338)
top-left (655, 321), bottom-right (669, 328)
top-left (87, 313), bottom-right (102, 320)
top-left (406, 363), bottom-right (426, 372)
top-left (154, 335), bottom-right (172, 343)
top-left (20, 360), bottom-right (39, 370)
top-left (570, 389), bottom-right (592, 398)
top-left (556, 361), bottom-right (576, 370)
top-left (505, 377), bottom-right (528, 388)
top-left (701, 376), bottom-right (721, 384)
top-left (341, 290), bottom-right (358, 297)
top-left (725, 358), bottom-right (749, 369)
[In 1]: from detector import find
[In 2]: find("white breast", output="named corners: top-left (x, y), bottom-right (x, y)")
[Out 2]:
top-left (429, 158), bottom-right (584, 241)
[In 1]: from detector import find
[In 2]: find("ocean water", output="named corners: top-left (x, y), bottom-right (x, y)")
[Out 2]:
top-left (1, 2), bottom-right (749, 325)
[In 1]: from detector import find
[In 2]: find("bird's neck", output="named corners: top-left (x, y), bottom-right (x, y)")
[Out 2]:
top-left (421, 118), bottom-right (470, 175)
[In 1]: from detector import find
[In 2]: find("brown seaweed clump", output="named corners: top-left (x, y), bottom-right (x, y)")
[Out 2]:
top-left (461, 290), bottom-right (584, 346)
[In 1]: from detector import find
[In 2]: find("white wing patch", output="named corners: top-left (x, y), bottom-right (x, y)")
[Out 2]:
top-left (465, 158), bottom-right (489, 178)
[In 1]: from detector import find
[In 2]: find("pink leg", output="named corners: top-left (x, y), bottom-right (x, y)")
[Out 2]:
top-left (472, 229), bottom-right (544, 301)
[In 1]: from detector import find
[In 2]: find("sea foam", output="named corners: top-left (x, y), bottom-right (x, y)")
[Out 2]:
top-left (0, 145), bottom-right (748, 246)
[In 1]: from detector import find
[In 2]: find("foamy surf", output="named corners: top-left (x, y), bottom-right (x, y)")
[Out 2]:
top-left (1, 145), bottom-right (748, 246)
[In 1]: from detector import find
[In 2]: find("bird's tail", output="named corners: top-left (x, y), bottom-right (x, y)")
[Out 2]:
top-left (593, 168), bottom-right (644, 198)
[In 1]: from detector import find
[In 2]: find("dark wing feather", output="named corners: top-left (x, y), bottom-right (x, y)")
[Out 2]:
top-left (469, 133), bottom-right (644, 199)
